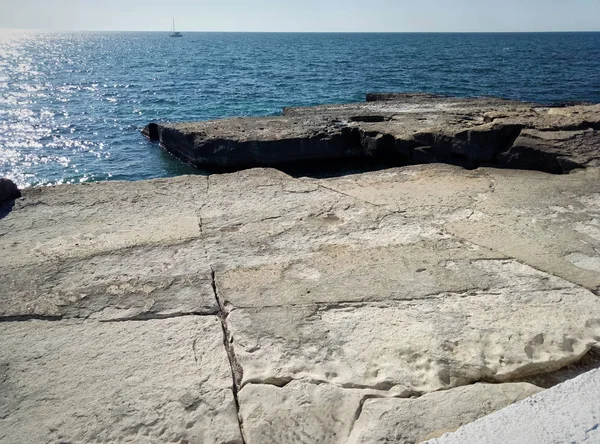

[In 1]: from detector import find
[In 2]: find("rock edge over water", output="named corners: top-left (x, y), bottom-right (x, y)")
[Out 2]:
top-left (143, 93), bottom-right (600, 174)
top-left (0, 178), bottom-right (20, 202)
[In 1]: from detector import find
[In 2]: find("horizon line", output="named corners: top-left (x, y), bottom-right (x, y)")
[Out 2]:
top-left (2, 28), bottom-right (600, 34)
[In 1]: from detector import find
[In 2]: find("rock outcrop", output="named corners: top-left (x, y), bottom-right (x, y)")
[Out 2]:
top-left (1, 161), bottom-right (600, 442)
top-left (143, 94), bottom-right (600, 174)
top-left (0, 178), bottom-right (20, 202)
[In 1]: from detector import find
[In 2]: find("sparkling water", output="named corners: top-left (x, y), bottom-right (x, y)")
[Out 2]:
top-left (1, 31), bottom-right (599, 187)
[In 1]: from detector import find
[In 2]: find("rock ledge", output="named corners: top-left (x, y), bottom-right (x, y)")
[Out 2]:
top-left (143, 94), bottom-right (600, 174)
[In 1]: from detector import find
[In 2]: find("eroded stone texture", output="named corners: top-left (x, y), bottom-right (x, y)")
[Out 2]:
top-left (204, 165), bottom-right (600, 441)
top-left (228, 261), bottom-right (600, 394)
top-left (238, 381), bottom-right (375, 444)
top-left (0, 316), bottom-right (242, 444)
top-left (0, 176), bottom-right (216, 319)
top-left (203, 166), bottom-right (507, 308)
top-left (445, 167), bottom-right (600, 292)
top-left (2, 161), bottom-right (600, 442)
top-left (347, 382), bottom-right (542, 444)
top-left (238, 380), bottom-right (540, 444)
top-left (317, 165), bottom-right (600, 292)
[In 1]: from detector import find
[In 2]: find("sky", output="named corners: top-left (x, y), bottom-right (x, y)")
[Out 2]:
top-left (1, 0), bottom-right (599, 32)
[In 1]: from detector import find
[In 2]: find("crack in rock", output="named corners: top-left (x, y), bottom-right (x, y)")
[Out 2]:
top-left (210, 268), bottom-right (248, 444)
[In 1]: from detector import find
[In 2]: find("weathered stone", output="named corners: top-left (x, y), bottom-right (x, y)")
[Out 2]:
top-left (143, 95), bottom-right (600, 174)
top-left (238, 381), bottom-right (377, 444)
top-left (238, 380), bottom-right (540, 444)
top-left (0, 316), bottom-right (242, 444)
top-left (2, 160), bottom-right (600, 441)
top-left (143, 116), bottom-right (363, 169)
top-left (202, 166), bottom-right (501, 308)
top-left (444, 167), bottom-right (600, 292)
top-left (227, 264), bottom-right (600, 393)
top-left (347, 382), bottom-right (542, 444)
top-left (0, 176), bottom-right (215, 319)
top-left (197, 165), bottom-right (600, 314)
top-left (496, 128), bottom-right (600, 173)
top-left (428, 368), bottom-right (600, 444)
top-left (0, 178), bottom-right (20, 202)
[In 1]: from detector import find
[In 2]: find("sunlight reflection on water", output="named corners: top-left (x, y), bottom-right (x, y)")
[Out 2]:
top-left (1, 30), bottom-right (599, 188)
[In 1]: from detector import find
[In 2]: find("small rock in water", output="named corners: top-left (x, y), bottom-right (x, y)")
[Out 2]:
top-left (0, 178), bottom-right (21, 202)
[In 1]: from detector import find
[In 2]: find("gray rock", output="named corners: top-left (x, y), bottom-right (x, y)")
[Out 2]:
top-left (238, 381), bottom-right (377, 444)
top-left (0, 316), bottom-right (243, 444)
top-left (0, 176), bottom-right (216, 320)
top-left (143, 95), bottom-right (600, 174)
top-left (238, 380), bottom-right (540, 444)
top-left (0, 178), bottom-right (20, 202)
top-left (227, 273), bottom-right (600, 394)
top-left (2, 162), bottom-right (600, 442)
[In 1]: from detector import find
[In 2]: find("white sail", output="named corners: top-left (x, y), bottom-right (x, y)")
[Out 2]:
top-left (170, 17), bottom-right (182, 37)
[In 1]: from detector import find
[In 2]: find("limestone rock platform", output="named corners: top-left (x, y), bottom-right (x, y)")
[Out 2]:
top-left (143, 93), bottom-right (600, 174)
top-left (2, 160), bottom-right (600, 442)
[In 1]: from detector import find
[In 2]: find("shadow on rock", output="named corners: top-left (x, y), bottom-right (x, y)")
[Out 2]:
top-left (515, 348), bottom-right (600, 389)
top-left (0, 200), bottom-right (15, 220)
top-left (278, 156), bottom-right (411, 179)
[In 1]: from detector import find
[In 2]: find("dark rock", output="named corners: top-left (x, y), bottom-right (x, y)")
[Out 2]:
top-left (143, 95), bottom-right (600, 175)
top-left (366, 92), bottom-right (447, 102)
top-left (142, 122), bottom-right (160, 140)
top-left (496, 128), bottom-right (599, 174)
top-left (0, 178), bottom-right (21, 202)
top-left (349, 115), bottom-right (388, 123)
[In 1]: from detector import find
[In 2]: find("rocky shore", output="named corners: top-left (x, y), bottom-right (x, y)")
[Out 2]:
top-left (1, 95), bottom-right (600, 443)
top-left (143, 93), bottom-right (600, 174)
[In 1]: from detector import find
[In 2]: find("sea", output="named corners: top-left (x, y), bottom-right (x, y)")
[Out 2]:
top-left (1, 31), bottom-right (599, 188)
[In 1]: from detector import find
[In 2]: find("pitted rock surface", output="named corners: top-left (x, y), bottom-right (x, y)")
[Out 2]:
top-left (1, 162), bottom-right (600, 443)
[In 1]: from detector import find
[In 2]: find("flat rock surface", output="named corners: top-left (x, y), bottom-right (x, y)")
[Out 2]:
top-left (0, 316), bottom-right (242, 444)
top-left (2, 162), bottom-right (600, 442)
top-left (428, 368), bottom-right (600, 444)
top-left (0, 176), bottom-right (216, 320)
top-left (238, 380), bottom-right (372, 444)
top-left (229, 273), bottom-right (600, 392)
top-left (238, 380), bottom-right (540, 444)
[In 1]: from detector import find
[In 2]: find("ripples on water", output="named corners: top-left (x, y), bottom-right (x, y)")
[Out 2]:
top-left (1, 30), bottom-right (599, 187)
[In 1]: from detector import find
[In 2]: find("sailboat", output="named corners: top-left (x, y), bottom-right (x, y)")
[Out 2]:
top-left (170, 17), bottom-right (182, 37)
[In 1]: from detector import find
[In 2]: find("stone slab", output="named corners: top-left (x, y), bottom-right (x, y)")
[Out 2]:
top-left (446, 167), bottom-right (600, 292)
top-left (0, 175), bottom-right (206, 266)
top-left (0, 176), bottom-right (216, 319)
top-left (2, 162), bottom-right (600, 442)
top-left (238, 380), bottom-right (540, 444)
top-left (316, 165), bottom-right (600, 293)
top-left (238, 381), bottom-right (371, 444)
top-left (144, 95), bottom-right (600, 173)
top-left (0, 316), bottom-right (242, 444)
top-left (227, 260), bottom-right (600, 393)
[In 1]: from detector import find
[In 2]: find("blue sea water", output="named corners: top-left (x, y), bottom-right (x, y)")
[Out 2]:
top-left (1, 31), bottom-right (600, 188)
